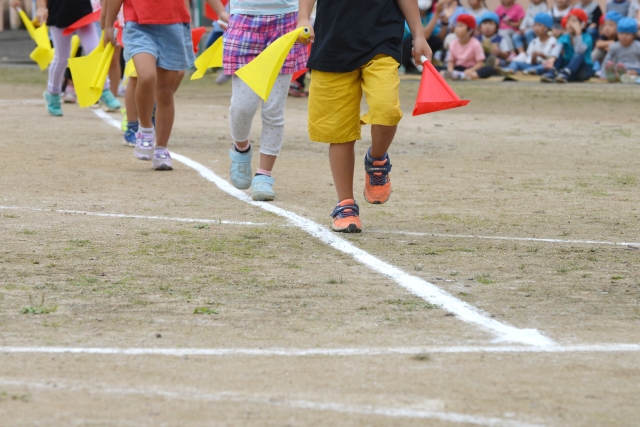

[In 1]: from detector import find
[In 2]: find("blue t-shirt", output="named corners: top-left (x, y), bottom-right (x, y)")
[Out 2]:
top-left (404, 13), bottom-right (441, 39)
top-left (558, 33), bottom-right (594, 65)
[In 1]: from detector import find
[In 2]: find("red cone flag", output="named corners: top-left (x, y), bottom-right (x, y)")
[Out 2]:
top-left (191, 27), bottom-right (207, 53)
top-left (412, 60), bottom-right (469, 116)
top-left (62, 10), bottom-right (101, 36)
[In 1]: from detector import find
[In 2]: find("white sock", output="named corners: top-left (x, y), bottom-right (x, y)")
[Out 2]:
top-left (452, 70), bottom-right (466, 80)
top-left (139, 126), bottom-right (154, 134)
top-left (154, 146), bottom-right (167, 151)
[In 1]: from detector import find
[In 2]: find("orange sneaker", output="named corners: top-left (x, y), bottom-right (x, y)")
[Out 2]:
top-left (330, 199), bottom-right (362, 233)
top-left (363, 151), bottom-right (392, 204)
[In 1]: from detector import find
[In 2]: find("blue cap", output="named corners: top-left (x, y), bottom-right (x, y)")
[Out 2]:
top-left (617, 17), bottom-right (638, 34)
top-left (604, 11), bottom-right (624, 23)
top-left (477, 11), bottom-right (500, 27)
top-left (533, 13), bottom-right (553, 29)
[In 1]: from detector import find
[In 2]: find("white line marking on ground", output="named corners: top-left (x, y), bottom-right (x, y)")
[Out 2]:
top-left (93, 109), bottom-right (555, 347)
top-left (0, 205), bottom-right (266, 226)
top-left (371, 230), bottom-right (640, 248)
top-left (1, 343), bottom-right (639, 357)
top-left (0, 378), bottom-right (547, 427)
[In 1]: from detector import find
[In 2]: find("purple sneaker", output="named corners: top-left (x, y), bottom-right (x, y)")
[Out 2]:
top-left (134, 132), bottom-right (155, 161)
top-left (152, 148), bottom-right (173, 171)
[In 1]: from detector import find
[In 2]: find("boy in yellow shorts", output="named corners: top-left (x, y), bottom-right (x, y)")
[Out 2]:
top-left (298, 0), bottom-right (432, 233)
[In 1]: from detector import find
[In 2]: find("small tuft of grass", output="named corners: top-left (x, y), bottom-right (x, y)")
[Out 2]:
top-left (412, 353), bottom-right (430, 361)
top-left (69, 275), bottom-right (99, 286)
top-left (194, 224), bottom-right (210, 229)
top-left (21, 295), bottom-right (57, 315)
top-left (2, 214), bottom-right (19, 219)
top-left (327, 276), bottom-right (345, 284)
top-left (475, 274), bottom-right (494, 284)
top-left (20, 229), bottom-right (37, 235)
top-left (194, 307), bottom-right (218, 315)
top-left (458, 291), bottom-right (470, 297)
top-left (69, 239), bottom-right (91, 247)
top-left (557, 267), bottom-right (569, 274)
top-left (611, 276), bottom-right (624, 280)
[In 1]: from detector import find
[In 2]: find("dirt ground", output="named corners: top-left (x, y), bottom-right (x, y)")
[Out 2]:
top-left (1, 67), bottom-right (639, 426)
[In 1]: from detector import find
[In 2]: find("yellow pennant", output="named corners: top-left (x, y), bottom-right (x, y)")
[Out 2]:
top-left (16, 8), bottom-right (36, 38)
top-left (235, 27), bottom-right (309, 101)
top-left (190, 36), bottom-right (223, 80)
top-left (69, 35), bottom-right (115, 108)
top-left (29, 25), bottom-right (55, 70)
top-left (70, 35), bottom-right (81, 58)
top-left (124, 60), bottom-right (137, 78)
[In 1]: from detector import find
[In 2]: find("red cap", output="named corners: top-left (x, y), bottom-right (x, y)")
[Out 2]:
top-left (561, 15), bottom-right (569, 28)
top-left (569, 8), bottom-right (589, 24)
top-left (456, 14), bottom-right (477, 30)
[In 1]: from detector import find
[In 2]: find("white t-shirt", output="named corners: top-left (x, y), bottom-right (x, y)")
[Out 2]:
top-left (525, 36), bottom-right (558, 64)
top-left (230, 0), bottom-right (298, 15)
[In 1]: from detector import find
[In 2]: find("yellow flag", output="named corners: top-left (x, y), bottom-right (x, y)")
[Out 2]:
top-left (124, 60), bottom-right (137, 78)
top-left (70, 35), bottom-right (81, 58)
top-left (30, 25), bottom-right (55, 70)
top-left (17, 8), bottom-right (36, 38)
top-left (190, 36), bottom-right (223, 80)
top-left (235, 27), bottom-right (309, 101)
top-left (69, 37), bottom-right (115, 108)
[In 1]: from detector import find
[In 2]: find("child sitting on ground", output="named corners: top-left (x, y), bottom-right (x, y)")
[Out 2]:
top-left (466, 0), bottom-right (490, 21)
top-left (602, 17), bottom-right (640, 82)
top-left (502, 13), bottom-right (557, 75)
top-left (541, 8), bottom-right (594, 82)
top-left (592, 11), bottom-right (622, 66)
top-left (513, 0), bottom-right (549, 55)
top-left (574, 0), bottom-right (603, 40)
top-left (477, 11), bottom-right (514, 67)
top-left (606, 0), bottom-right (630, 16)
top-left (441, 14), bottom-right (494, 80)
top-left (550, 0), bottom-right (573, 38)
top-left (496, 0), bottom-right (525, 42)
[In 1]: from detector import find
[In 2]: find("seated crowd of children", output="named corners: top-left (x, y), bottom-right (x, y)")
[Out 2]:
top-left (406, 0), bottom-right (640, 83)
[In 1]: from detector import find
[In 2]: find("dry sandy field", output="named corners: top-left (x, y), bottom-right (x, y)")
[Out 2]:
top-left (1, 67), bottom-right (639, 426)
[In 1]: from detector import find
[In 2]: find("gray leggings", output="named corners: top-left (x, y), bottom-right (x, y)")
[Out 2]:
top-left (229, 74), bottom-right (290, 157)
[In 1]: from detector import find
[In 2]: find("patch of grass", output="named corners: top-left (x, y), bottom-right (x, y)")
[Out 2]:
top-left (475, 274), bottom-right (494, 284)
top-left (0, 391), bottom-right (32, 402)
top-left (385, 299), bottom-right (437, 310)
top-left (193, 307), bottom-right (218, 315)
top-left (69, 275), bottom-right (99, 286)
top-left (2, 214), bottom-right (18, 219)
top-left (69, 239), bottom-right (91, 247)
top-left (458, 291), bottom-right (470, 297)
top-left (557, 267), bottom-right (569, 274)
top-left (20, 229), bottom-right (37, 235)
top-left (327, 276), bottom-right (345, 284)
top-left (611, 276), bottom-right (624, 280)
top-left (612, 174), bottom-right (637, 187)
top-left (21, 295), bottom-right (57, 315)
top-left (194, 224), bottom-right (210, 229)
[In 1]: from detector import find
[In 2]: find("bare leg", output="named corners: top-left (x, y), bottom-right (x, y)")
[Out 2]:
top-left (175, 70), bottom-right (185, 92)
top-left (154, 67), bottom-right (180, 148)
top-left (125, 77), bottom-right (138, 122)
top-left (259, 154), bottom-right (277, 172)
top-left (370, 125), bottom-right (396, 159)
top-left (109, 45), bottom-right (123, 96)
top-left (329, 141), bottom-right (356, 201)
top-left (132, 53), bottom-right (156, 129)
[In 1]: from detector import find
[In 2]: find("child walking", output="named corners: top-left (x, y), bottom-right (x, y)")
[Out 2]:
top-left (224, 0), bottom-right (309, 201)
top-left (297, 0), bottom-right (431, 233)
top-left (34, 0), bottom-right (120, 116)
top-left (104, 0), bottom-right (195, 170)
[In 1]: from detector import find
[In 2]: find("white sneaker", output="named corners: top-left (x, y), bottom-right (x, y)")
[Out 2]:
top-left (134, 132), bottom-right (155, 161)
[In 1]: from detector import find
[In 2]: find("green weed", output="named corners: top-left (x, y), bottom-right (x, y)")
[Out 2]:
top-left (194, 307), bottom-right (218, 315)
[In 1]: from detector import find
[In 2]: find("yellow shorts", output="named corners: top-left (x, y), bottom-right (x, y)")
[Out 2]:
top-left (308, 54), bottom-right (403, 143)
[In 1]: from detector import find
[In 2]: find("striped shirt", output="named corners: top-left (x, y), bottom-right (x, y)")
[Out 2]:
top-left (230, 0), bottom-right (298, 15)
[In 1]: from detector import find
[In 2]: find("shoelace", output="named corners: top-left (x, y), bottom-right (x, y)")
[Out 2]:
top-left (369, 173), bottom-right (388, 186)
top-left (336, 208), bottom-right (357, 219)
